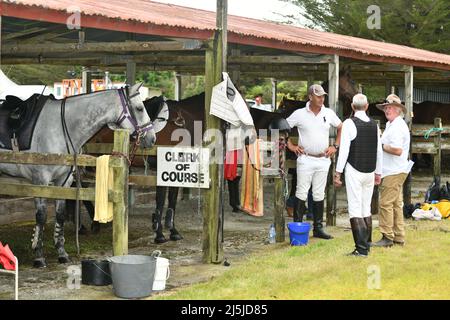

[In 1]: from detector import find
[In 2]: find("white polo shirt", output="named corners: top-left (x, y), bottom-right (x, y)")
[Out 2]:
top-left (286, 101), bottom-right (342, 155)
top-left (336, 111), bottom-right (383, 174)
top-left (380, 116), bottom-right (410, 178)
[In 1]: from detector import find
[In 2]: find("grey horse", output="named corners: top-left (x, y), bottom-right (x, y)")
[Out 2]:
top-left (0, 83), bottom-right (156, 268)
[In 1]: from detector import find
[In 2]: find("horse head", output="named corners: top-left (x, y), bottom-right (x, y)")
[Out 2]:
top-left (109, 83), bottom-right (156, 148)
top-left (337, 66), bottom-right (358, 102)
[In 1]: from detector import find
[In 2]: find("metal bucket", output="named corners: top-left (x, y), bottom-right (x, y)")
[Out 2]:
top-left (109, 255), bottom-right (156, 299)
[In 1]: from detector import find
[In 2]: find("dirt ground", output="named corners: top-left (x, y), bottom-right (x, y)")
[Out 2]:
top-left (0, 169), bottom-right (448, 300)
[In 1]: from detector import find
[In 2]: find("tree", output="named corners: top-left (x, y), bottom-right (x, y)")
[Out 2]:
top-left (285, 0), bottom-right (450, 54)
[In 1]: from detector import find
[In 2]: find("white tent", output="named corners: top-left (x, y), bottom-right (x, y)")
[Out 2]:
top-left (0, 69), bottom-right (53, 100)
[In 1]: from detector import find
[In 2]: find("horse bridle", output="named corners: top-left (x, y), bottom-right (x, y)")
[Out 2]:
top-left (117, 87), bottom-right (154, 139)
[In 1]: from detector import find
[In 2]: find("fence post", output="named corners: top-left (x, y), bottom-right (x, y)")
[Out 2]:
top-left (112, 130), bottom-right (130, 256)
top-left (274, 134), bottom-right (286, 242)
top-left (433, 118), bottom-right (442, 181)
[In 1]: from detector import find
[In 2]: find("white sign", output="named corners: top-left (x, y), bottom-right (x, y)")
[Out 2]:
top-left (157, 146), bottom-right (210, 188)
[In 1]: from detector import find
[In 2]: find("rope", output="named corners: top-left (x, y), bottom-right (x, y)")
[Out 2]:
top-left (424, 127), bottom-right (443, 139)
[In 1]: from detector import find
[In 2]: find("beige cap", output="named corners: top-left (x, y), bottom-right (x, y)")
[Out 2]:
top-left (376, 94), bottom-right (407, 114)
top-left (308, 84), bottom-right (327, 96)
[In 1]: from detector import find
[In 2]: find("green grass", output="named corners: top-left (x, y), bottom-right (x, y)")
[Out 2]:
top-left (157, 220), bottom-right (450, 300)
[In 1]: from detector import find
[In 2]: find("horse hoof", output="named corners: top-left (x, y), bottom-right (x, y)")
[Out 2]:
top-left (58, 256), bottom-right (70, 264)
top-left (154, 236), bottom-right (168, 244)
top-left (170, 233), bottom-right (183, 241)
top-left (33, 259), bottom-right (47, 268)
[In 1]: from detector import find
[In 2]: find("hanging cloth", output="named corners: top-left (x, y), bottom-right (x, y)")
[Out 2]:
top-left (240, 139), bottom-right (264, 216)
top-left (94, 155), bottom-right (114, 223)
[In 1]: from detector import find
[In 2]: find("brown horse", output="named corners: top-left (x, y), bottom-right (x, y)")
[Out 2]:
top-left (143, 93), bottom-right (205, 243)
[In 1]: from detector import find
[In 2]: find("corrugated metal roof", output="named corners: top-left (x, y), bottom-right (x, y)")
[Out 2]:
top-left (3, 0), bottom-right (450, 70)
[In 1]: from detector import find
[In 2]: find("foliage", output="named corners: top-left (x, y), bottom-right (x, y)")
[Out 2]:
top-left (285, 0), bottom-right (450, 54)
top-left (182, 75), bottom-right (205, 99)
top-left (2, 65), bottom-right (83, 85)
top-left (136, 71), bottom-right (175, 99)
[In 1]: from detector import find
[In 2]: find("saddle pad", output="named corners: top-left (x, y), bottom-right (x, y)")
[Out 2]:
top-left (0, 94), bottom-right (48, 150)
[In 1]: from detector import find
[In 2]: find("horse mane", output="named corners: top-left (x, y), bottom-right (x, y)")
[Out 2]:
top-left (144, 95), bottom-right (166, 120)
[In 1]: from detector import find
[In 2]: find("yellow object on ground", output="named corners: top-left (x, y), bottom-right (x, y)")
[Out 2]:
top-left (240, 139), bottom-right (263, 216)
top-left (94, 155), bottom-right (114, 223)
top-left (434, 200), bottom-right (450, 219)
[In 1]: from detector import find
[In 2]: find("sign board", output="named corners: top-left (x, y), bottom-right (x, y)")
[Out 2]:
top-left (157, 146), bottom-right (210, 188)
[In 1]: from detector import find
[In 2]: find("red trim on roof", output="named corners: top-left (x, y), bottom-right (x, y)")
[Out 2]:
top-left (1, 2), bottom-right (214, 40)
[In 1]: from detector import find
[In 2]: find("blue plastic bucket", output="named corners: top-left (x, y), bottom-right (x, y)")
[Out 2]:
top-left (287, 222), bottom-right (311, 246)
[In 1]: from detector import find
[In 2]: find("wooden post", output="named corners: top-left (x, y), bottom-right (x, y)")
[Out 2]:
top-left (126, 61), bottom-right (136, 86)
top-left (112, 130), bottom-right (130, 256)
top-left (81, 67), bottom-right (91, 94)
top-left (271, 78), bottom-right (277, 111)
top-left (274, 134), bottom-right (286, 242)
top-left (202, 0), bottom-right (226, 264)
top-left (0, 15), bottom-right (2, 67)
top-left (326, 54), bottom-right (339, 226)
top-left (174, 72), bottom-right (182, 101)
top-left (371, 119), bottom-right (381, 215)
top-left (403, 66), bottom-right (413, 206)
top-left (433, 118), bottom-right (442, 181)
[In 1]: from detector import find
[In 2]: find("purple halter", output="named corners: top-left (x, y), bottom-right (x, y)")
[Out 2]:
top-left (116, 87), bottom-right (154, 138)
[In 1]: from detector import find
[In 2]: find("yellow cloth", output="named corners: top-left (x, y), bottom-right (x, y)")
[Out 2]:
top-left (422, 200), bottom-right (450, 219)
top-left (240, 139), bottom-right (263, 216)
top-left (94, 155), bottom-right (114, 223)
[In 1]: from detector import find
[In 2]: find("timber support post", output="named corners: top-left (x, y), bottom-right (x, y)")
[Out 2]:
top-left (202, 0), bottom-right (227, 264)
top-left (112, 129), bottom-right (130, 256)
top-left (433, 117), bottom-right (442, 182)
top-left (274, 134), bottom-right (286, 242)
top-left (326, 54), bottom-right (339, 226)
top-left (403, 66), bottom-right (413, 206)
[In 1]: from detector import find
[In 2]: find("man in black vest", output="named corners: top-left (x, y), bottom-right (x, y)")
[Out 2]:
top-left (334, 94), bottom-right (382, 256)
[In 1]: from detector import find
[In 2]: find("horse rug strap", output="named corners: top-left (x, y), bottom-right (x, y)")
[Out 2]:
top-left (94, 155), bottom-right (114, 223)
top-left (0, 94), bottom-right (49, 150)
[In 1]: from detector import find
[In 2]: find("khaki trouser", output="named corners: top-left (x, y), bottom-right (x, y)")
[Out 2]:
top-left (379, 173), bottom-right (408, 242)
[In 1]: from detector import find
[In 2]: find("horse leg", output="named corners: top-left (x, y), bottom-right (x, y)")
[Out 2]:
top-left (166, 187), bottom-right (183, 241)
top-left (153, 186), bottom-right (168, 244)
top-left (32, 197), bottom-right (47, 268)
top-left (54, 199), bottom-right (70, 263)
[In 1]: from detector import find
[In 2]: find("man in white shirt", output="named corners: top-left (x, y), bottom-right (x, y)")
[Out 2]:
top-left (372, 94), bottom-right (410, 247)
top-left (286, 84), bottom-right (342, 239)
top-left (334, 94), bottom-right (382, 256)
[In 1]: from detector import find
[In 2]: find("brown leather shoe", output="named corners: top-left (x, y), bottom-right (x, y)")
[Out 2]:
top-left (371, 235), bottom-right (393, 247)
top-left (393, 241), bottom-right (405, 246)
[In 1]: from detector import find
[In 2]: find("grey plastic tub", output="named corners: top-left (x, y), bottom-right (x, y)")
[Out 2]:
top-left (109, 255), bottom-right (156, 299)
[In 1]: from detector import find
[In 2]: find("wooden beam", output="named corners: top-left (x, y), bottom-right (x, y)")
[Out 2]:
top-left (229, 54), bottom-right (333, 64)
top-left (0, 183), bottom-right (99, 201)
top-left (126, 61), bottom-right (136, 86)
top-left (0, 151), bottom-right (121, 167)
top-left (2, 40), bottom-right (205, 54)
top-left (2, 27), bottom-right (48, 41)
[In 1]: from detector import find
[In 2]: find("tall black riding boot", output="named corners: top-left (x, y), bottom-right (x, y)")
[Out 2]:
top-left (364, 216), bottom-right (373, 249)
top-left (349, 218), bottom-right (369, 256)
top-left (228, 177), bottom-right (241, 212)
top-left (293, 198), bottom-right (306, 222)
top-left (312, 200), bottom-right (333, 239)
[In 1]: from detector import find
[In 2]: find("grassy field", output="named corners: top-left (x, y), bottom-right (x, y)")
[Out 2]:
top-left (158, 219), bottom-right (450, 300)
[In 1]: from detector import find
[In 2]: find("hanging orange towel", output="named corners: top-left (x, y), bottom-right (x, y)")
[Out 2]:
top-left (94, 155), bottom-right (114, 223)
top-left (240, 139), bottom-right (263, 216)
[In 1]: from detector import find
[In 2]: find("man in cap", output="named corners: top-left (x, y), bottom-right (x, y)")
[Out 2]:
top-left (286, 84), bottom-right (342, 239)
top-left (372, 94), bottom-right (410, 247)
top-left (334, 93), bottom-right (382, 256)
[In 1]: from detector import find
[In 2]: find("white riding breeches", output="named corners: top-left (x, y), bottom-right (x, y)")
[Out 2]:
top-left (295, 155), bottom-right (331, 201)
top-left (344, 163), bottom-right (375, 218)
